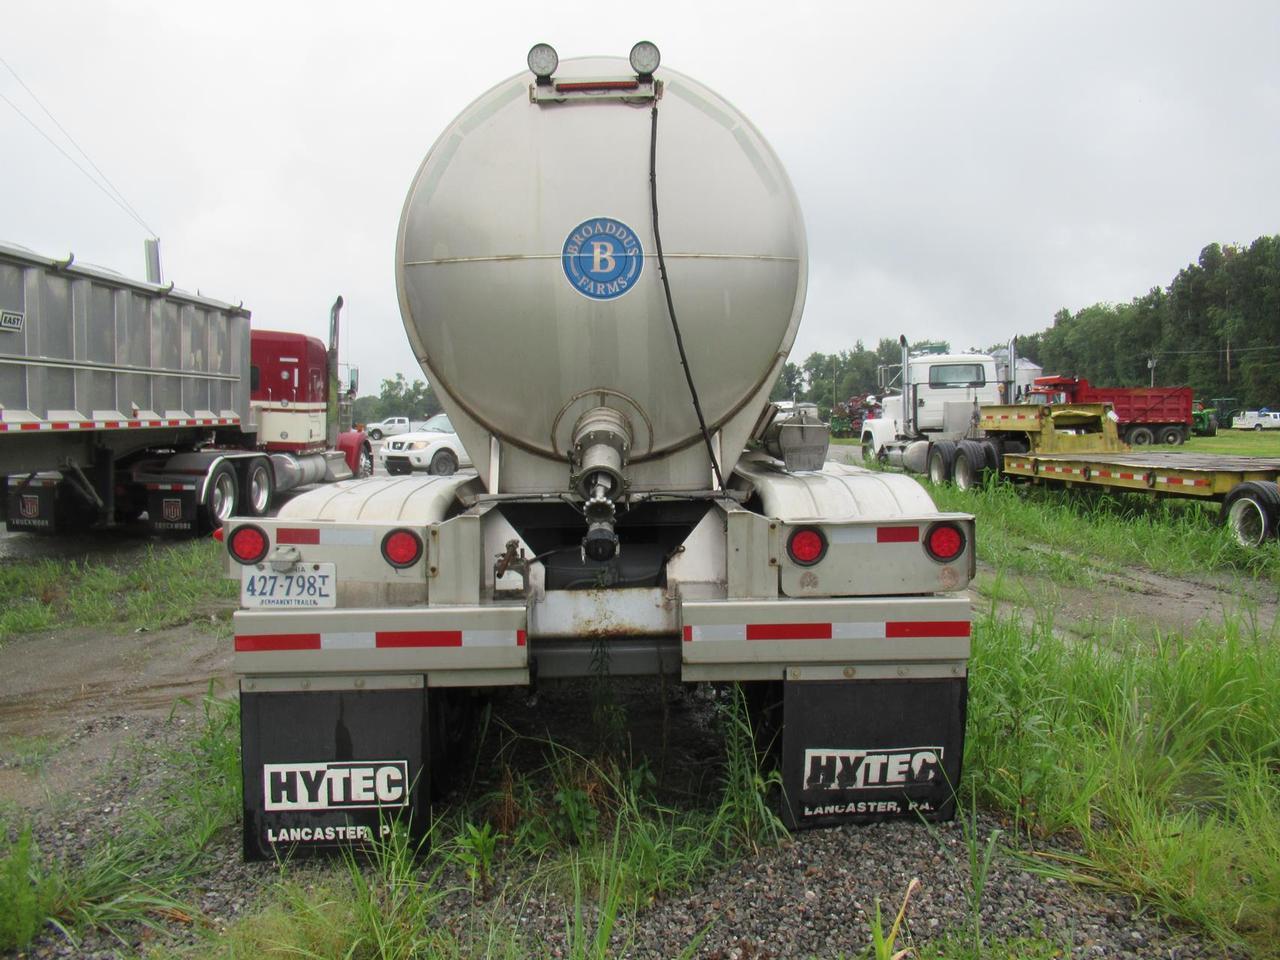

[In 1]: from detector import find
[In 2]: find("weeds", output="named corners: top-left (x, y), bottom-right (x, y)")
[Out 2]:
top-left (966, 606), bottom-right (1280, 953)
top-left (929, 477), bottom-right (1280, 583)
top-left (0, 689), bottom-right (242, 950)
top-left (0, 539), bottom-right (235, 640)
top-left (866, 877), bottom-right (919, 960)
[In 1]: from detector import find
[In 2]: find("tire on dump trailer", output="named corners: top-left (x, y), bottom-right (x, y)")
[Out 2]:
top-left (1221, 481), bottom-right (1280, 548)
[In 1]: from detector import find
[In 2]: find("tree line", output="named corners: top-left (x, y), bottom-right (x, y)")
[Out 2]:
top-left (356, 234), bottom-right (1279, 425)
top-left (774, 234), bottom-right (1280, 416)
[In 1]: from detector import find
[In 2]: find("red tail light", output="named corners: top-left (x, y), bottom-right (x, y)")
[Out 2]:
top-left (924, 522), bottom-right (966, 562)
top-left (786, 527), bottom-right (827, 566)
top-left (381, 529), bottom-right (423, 568)
top-left (212, 527), bottom-right (225, 542)
top-left (228, 524), bottom-right (269, 564)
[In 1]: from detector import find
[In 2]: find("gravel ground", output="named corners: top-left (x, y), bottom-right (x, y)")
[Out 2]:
top-left (3, 684), bottom-right (1234, 960)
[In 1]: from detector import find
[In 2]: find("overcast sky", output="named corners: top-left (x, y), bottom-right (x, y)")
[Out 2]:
top-left (4, 1), bottom-right (1278, 391)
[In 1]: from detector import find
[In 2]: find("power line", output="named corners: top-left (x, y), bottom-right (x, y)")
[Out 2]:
top-left (0, 57), bottom-right (156, 238)
top-left (1155, 344), bottom-right (1280, 356)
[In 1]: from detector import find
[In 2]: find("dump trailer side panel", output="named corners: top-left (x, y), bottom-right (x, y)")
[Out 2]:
top-left (0, 242), bottom-right (250, 476)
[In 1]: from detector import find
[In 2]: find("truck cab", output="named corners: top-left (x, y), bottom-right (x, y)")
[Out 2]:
top-left (908, 354), bottom-right (1002, 432)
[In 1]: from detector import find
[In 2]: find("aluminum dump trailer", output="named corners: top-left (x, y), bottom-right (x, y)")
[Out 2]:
top-left (0, 243), bottom-right (364, 533)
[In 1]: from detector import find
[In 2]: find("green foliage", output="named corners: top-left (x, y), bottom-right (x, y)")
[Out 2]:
top-left (928, 476), bottom-right (1280, 584)
top-left (0, 692), bottom-right (242, 950)
top-left (965, 607), bottom-right (1280, 954)
top-left (0, 539), bottom-right (236, 640)
top-left (353, 372), bottom-right (441, 425)
top-left (1020, 236), bottom-right (1280, 407)
top-left (710, 685), bottom-right (788, 852)
top-left (0, 827), bottom-right (47, 950)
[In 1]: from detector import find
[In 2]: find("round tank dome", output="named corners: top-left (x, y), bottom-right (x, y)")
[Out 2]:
top-left (396, 56), bottom-right (806, 464)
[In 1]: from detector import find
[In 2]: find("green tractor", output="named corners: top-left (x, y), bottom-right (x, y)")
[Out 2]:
top-left (1194, 397), bottom-right (1242, 436)
top-left (1192, 400), bottom-right (1217, 437)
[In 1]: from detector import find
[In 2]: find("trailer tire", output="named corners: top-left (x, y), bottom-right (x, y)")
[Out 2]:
top-left (1160, 427), bottom-right (1184, 446)
top-left (953, 440), bottom-right (986, 491)
top-left (241, 458), bottom-right (274, 517)
top-left (202, 463), bottom-right (239, 531)
top-left (1128, 426), bottom-right (1155, 446)
top-left (981, 439), bottom-right (1001, 475)
top-left (927, 441), bottom-right (957, 485)
top-left (1221, 481), bottom-right (1280, 547)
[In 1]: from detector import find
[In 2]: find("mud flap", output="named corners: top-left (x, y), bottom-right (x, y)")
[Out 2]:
top-left (780, 677), bottom-right (966, 829)
top-left (240, 682), bottom-right (430, 861)
top-left (5, 479), bottom-right (58, 533)
top-left (146, 488), bottom-right (198, 534)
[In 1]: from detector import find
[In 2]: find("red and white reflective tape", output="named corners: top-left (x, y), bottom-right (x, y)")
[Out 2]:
top-left (6, 477), bottom-right (57, 488)
top-left (1155, 475), bottom-right (1211, 488)
top-left (235, 628), bottom-right (527, 652)
top-left (145, 482), bottom-right (196, 492)
top-left (682, 620), bottom-right (971, 642)
top-left (0, 416), bottom-right (239, 433)
top-left (1093, 469), bottom-right (1143, 481)
top-left (829, 525), bottom-right (919, 545)
top-left (275, 527), bottom-right (377, 547)
top-left (1041, 464), bottom-right (1083, 477)
top-left (992, 414), bottom-right (1036, 421)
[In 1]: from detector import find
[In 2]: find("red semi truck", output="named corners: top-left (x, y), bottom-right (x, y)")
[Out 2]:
top-left (0, 242), bottom-right (371, 534)
top-left (1029, 376), bottom-right (1192, 445)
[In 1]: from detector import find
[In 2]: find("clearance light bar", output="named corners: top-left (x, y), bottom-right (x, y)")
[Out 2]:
top-left (554, 80), bottom-right (640, 93)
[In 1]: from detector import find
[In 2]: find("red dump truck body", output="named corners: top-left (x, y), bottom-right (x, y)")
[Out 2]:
top-left (1031, 376), bottom-right (1192, 445)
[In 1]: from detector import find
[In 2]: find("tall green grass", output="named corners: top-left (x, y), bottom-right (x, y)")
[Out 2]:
top-left (930, 478), bottom-right (1280, 583)
top-left (0, 688), bottom-right (241, 951)
top-left (966, 606), bottom-right (1280, 954)
top-left (0, 539), bottom-right (236, 640)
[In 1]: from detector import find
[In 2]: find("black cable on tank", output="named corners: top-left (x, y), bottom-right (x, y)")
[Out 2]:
top-left (649, 104), bottom-right (728, 493)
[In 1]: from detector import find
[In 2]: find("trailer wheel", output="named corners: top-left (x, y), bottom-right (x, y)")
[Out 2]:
top-left (927, 441), bottom-right (957, 485)
top-left (1128, 426), bottom-right (1155, 446)
top-left (1221, 481), bottom-right (1280, 547)
top-left (242, 458), bottom-right (274, 517)
top-left (429, 450), bottom-right (458, 476)
top-left (203, 463), bottom-right (239, 530)
top-left (953, 440), bottom-right (986, 491)
top-left (981, 439), bottom-right (1001, 475)
top-left (1160, 427), bottom-right (1184, 446)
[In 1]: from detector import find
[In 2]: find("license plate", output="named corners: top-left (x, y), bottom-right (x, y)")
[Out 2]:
top-left (241, 563), bottom-right (337, 609)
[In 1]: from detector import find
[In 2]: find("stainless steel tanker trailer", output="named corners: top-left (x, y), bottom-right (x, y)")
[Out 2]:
top-left (0, 243), bottom-right (370, 535)
top-left (223, 43), bottom-right (976, 859)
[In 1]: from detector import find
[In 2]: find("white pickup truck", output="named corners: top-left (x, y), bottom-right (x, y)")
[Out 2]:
top-left (365, 416), bottom-right (412, 440)
top-left (1232, 411), bottom-right (1280, 431)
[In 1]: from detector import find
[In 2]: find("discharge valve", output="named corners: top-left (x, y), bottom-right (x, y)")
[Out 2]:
top-left (570, 406), bottom-right (633, 562)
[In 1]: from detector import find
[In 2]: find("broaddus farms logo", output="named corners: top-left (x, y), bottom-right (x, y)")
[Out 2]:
top-left (562, 217), bottom-right (643, 301)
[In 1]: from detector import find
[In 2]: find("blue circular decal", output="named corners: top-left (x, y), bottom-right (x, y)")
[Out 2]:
top-left (562, 217), bottom-right (644, 301)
